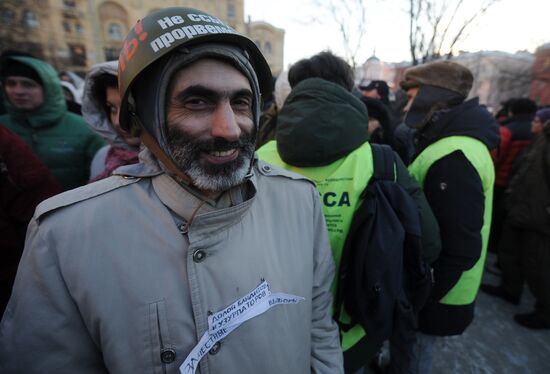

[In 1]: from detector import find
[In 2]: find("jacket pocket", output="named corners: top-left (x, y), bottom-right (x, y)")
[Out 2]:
top-left (149, 300), bottom-right (176, 374)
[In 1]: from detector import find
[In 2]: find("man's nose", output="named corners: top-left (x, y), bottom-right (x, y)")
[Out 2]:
top-left (210, 101), bottom-right (241, 141)
top-left (112, 108), bottom-right (120, 127)
top-left (12, 83), bottom-right (25, 94)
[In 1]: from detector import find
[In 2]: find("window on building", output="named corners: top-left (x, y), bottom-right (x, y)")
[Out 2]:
top-left (264, 42), bottom-right (272, 55)
top-left (63, 0), bottom-right (76, 8)
top-left (63, 21), bottom-right (71, 33)
top-left (108, 23), bottom-right (123, 41)
top-left (104, 48), bottom-right (120, 61)
top-left (0, 8), bottom-right (15, 25)
top-left (23, 10), bottom-right (39, 29)
top-left (75, 23), bottom-right (83, 34)
top-left (69, 44), bottom-right (87, 66)
top-left (227, 0), bottom-right (235, 19)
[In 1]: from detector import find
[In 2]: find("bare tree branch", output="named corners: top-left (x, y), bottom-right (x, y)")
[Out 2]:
top-left (408, 0), bottom-right (501, 63)
top-left (446, 0), bottom-right (499, 58)
top-left (310, 0), bottom-right (369, 69)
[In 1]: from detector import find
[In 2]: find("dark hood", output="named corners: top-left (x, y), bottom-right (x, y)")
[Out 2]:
top-left (275, 78), bottom-right (369, 167)
top-left (415, 98), bottom-right (500, 156)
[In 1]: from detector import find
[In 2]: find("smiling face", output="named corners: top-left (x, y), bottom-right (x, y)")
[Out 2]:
top-left (165, 58), bottom-right (256, 193)
top-left (4, 76), bottom-right (44, 111)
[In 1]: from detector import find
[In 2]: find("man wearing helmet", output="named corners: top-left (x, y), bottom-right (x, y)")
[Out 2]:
top-left (0, 8), bottom-right (343, 374)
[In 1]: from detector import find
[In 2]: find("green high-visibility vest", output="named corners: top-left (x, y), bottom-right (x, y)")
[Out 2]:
top-left (257, 140), bottom-right (375, 351)
top-left (408, 136), bottom-right (494, 305)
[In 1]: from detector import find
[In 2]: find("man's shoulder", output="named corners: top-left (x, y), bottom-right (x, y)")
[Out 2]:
top-left (35, 176), bottom-right (142, 222)
top-left (256, 159), bottom-right (315, 187)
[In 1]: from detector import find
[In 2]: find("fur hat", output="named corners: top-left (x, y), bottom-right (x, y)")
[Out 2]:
top-left (400, 60), bottom-right (473, 98)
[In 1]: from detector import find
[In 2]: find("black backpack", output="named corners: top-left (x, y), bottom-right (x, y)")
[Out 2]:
top-left (334, 144), bottom-right (432, 347)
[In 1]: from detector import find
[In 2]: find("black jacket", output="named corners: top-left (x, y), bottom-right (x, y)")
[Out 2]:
top-left (412, 98), bottom-right (500, 336)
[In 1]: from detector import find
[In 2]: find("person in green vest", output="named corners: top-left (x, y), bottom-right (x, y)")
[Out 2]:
top-left (399, 60), bottom-right (500, 373)
top-left (257, 51), bottom-right (441, 374)
top-left (0, 56), bottom-right (104, 190)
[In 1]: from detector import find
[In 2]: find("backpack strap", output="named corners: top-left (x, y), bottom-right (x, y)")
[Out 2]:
top-left (370, 144), bottom-right (396, 182)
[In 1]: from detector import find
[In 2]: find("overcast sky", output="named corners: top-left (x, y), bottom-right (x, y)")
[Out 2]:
top-left (245, 0), bottom-right (549, 68)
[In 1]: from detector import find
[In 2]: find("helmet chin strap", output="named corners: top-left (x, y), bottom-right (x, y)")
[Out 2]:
top-left (132, 112), bottom-right (194, 185)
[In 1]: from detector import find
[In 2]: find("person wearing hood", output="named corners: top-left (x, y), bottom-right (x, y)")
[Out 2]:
top-left (82, 60), bottom-right (140, 182)
top-left (258, 51), bottom-right (441, 373)
top-left (60, 80), bottom-right (83, 115)
top-left (0, 56), bottom-right (104, 190)
top-left (399, 60), bottom-right (499, 373)
top-left (0, 8), bottom-right (343, 374)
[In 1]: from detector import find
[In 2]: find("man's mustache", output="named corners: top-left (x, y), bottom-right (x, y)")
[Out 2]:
top-left (166, 127), bottom-right (256, 153)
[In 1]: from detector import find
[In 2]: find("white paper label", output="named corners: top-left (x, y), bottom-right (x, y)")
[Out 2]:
top-left (179, 281), bottom-right (304, 374)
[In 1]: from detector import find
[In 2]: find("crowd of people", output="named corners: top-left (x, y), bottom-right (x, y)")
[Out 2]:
top-left (0, 6), bottom-right (548, 374)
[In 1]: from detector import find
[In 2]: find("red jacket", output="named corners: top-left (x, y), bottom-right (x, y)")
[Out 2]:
top-left (495, 117), bottom-right (534, 187)
top-left (1, 125), bottom-right (61, 313)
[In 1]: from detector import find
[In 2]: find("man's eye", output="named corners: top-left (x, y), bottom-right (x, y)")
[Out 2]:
top-left (23, 82), bottom-right (34, 88)
top-left (232, 97), bottom-right (252, 108)
top-left (107, 105), bottom-right (117, 114)
top-left (184, 97), bottom-right (209, 107)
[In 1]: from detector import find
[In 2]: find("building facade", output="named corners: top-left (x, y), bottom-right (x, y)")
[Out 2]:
top-left (0, 0), bottom-right (284, 77)
top-left (452, 50), bottom-right (534, 111)
top-left (360, 49), bottom-right (540, 112)
top-left (529, 43), bottom-right (550, 106)
top-left (246, 20), bottom-right (284, 76)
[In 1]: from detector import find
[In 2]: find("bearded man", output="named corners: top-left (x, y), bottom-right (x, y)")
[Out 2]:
top-left (0, 8), bottom-right (343, 374)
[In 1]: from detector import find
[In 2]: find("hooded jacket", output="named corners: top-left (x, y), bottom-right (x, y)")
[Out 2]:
top-left (81, 61), bottom-right (139, 181)
top-left (258, 78), bottom-right (441, 370)
top-left (275, 78), bottom-right (370, 167)
top-left (271, 78), bottom-right (440, 264)
top-left (0, 149), bottom-right (343, 373)
top-left (410, 98), bottom-right (500, 335)
top-left (0, 56), bottom-right (104, 190)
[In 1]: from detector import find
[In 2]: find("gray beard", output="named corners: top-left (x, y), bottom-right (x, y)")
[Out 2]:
top-left (165, 127), bottom-right (256, 192)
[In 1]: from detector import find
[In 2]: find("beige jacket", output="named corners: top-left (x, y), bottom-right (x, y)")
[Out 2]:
top-left (0, 154), bottom-right (343, 374)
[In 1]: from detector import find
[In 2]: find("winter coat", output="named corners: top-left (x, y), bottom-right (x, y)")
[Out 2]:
top-left (272, 78), bottom-right (441, 264)
top-left (505, 132), bottom-right (550, 236)
top-left (411, 98), bottom-right (500, 336)
top-left (258, 78), bottom-right (440, 369)
top-left (0, 149), bottom-right (343, 374)
top-left (0, 56), bottom-right (104, 190)
top-left (495, 114), bottom-right (534, 187)
top-left (0, 126), bottom-right (61, 313)
top-left (81, 61), bottom-right (139, 181)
